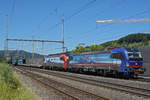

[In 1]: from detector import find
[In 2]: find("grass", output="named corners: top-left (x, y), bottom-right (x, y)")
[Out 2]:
top-left (0, 63), bottom-right (34, 100)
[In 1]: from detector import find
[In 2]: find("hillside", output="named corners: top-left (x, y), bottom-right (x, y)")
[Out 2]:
top-left (1, 33), bottom-right (149, 57)
top-left (0, 50), bottom-right (44, 59)
top-left (72, 33), bottom-right (150, 53)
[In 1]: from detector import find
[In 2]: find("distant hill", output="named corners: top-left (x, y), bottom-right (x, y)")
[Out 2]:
top-left (118, 33), bottom-right (150, 43)
top-left (72, 33), bottom-right (150, 53)
top-left (0, 50), bottom-right (45, 59)
top-left (1, 33), bottom-right (149, 57)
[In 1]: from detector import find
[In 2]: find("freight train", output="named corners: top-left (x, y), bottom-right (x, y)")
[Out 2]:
top-left (43, 47), bottom-right (145, 78)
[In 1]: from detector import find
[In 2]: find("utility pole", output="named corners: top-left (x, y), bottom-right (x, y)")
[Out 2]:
top-left (4, 15), bottom-right (8, 59)
top-left (62, 14), bottom-right (65, 52)
top-left (21, 41), bottom-right (25, 58)
top-left (32, 36), bottom-right (34, 64)
top-left (42, 41), bottom-right (44, 54)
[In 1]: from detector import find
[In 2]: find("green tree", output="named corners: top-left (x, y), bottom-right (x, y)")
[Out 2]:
top-left (89, 45), bottom-right (103, 51)
top-left (111, 42), bottom-right (118, 47)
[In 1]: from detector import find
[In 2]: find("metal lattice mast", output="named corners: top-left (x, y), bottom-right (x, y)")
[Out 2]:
top-left (4, 15), bottom-right (8, 59)
top-left (32, 36), bottom-right (34, 64)
top-left (62, 14), bottom-right (65, 52)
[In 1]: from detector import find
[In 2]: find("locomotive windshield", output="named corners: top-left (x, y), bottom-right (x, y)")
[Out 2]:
top-left (127, 52), bottom-right (142, 58)
top-left (125, 48), bottom-right (143, 60)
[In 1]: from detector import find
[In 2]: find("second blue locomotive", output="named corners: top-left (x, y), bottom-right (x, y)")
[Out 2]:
top-left (12, 57), bottom-right (26, 66)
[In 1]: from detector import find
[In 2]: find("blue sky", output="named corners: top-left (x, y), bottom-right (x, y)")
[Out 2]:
top-left (0, 0), bottom-right (150, 55)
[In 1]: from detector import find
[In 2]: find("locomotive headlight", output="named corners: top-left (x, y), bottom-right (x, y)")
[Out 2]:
top-left (126, 62), bottom-right (129, 67)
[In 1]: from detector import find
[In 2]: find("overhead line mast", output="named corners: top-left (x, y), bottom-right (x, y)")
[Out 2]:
top-left (62, 14), bottom-right (65, 52)
top-left (7, 39), bottom-right (63, 43)
top-left (4, 15), bottom-right (8, 59)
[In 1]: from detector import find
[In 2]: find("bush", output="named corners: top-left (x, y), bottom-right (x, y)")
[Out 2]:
top-left (0, 63), bottom-right (34, 100)
top-left (0, 58), bottom-right (4, 63)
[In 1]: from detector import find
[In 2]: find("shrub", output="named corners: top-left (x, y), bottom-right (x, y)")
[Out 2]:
top-left (0, 63), bottom-right (34, 100)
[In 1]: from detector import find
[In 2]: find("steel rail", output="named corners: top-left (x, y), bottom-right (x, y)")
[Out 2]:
top-left (15, 67), bottom-right (108, 100)
top-left (17, 66), bottom-right (150, 99)
top-left (15, 68), bottom-right (79, 100)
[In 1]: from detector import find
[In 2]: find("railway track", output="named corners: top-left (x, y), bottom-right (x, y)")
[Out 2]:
top-left (17, 64), bottom-right (150, 83)
top-left (132, 76), bottom-right (150, 82)
top-left (14, 67), bottom-right (108, 100)
top-left (15, 66), bottom-right (150, 99)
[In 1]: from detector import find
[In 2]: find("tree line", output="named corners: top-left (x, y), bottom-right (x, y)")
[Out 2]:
top-left (71, 33), bottom-right (150, 53)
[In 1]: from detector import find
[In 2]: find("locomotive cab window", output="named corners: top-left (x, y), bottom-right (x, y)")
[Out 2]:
top-left (110, 53), bottom-right (124, 60)
top-left (60, 57), bottom-right (64, 61)
top-left (69, 56), bottom-right (73, 60)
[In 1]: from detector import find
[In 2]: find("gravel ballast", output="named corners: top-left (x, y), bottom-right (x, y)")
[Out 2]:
top-left (38, 69), bottom-right (150, 90)
top-left (29, 69), bottom-right (150, 100)
top-left (16, 71), bottom-right (72, 100)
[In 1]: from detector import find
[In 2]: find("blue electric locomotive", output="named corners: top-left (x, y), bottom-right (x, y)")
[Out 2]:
top-left (43, 47), bottom-right (144, 78)
top-left (12, 57), bottom-right (26, 66)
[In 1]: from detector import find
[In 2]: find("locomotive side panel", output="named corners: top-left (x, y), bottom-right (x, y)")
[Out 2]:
top-left (42, 47), bottom-right (144, 78)
top-left (44, 56), bottom-right (64, 69)
top-left (69, 53), bottom-right (121, 73)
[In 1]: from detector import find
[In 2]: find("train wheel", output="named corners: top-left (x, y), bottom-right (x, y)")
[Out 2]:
top-left (134, 74), bottom-right (138, 79)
